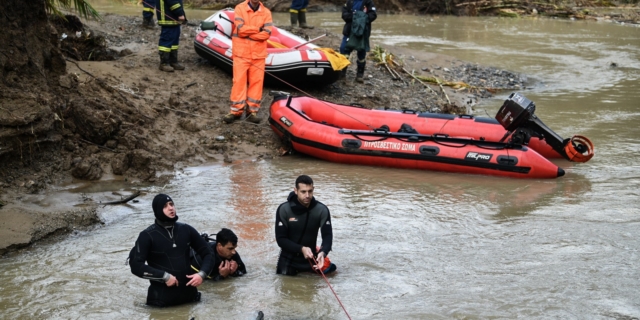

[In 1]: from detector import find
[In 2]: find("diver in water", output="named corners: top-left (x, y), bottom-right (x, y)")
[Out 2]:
top-left (190, 228), bottom-right (247, 281)
top-left (275, 175), bottom-right (337, 276)
top-left (129, 194), bottom-right (214, 307)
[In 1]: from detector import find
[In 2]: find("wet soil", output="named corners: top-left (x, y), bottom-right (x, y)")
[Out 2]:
top-left (0, 2), bottom-right (595, 254)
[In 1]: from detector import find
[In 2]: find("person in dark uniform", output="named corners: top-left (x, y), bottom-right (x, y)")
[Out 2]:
top-left (190, 228), bottom-right (247, 281)
top-left (156, 0), bottom-right (186, 72)
top-left (129, 194), bottom-right (214, 307)
top-left (289, 0), bottom-right (314, 29)
top-left (339, 0), bottom-right (377, 82)
top-left (275, 175), bottom-right (336, 276)
top-left (141, 0), bottom-right (155, 29)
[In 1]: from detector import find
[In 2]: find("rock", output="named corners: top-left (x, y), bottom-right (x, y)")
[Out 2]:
top-left (119, 48), bottom-right (133, 57)
top-left (67, 98), bottom-right (122, 145)
top-left (110, 153), bottom-right (130, 175)
top-left (118, 130), bottom-right (146, 149)
top-left (215, 136), bottom-right (225, 141)
top-left (178, 119), bottom-right (201, 132)
top-left (105, 139), bottom-right (118, 149)
top-left (59, 74), bottom-right (76, 89)
top-left (168, 93), bottom-right (181, 107)
top-left (129, 149), bottom-right (153, 170)
top-left (71, 156), bottom-right (103, 180)
top-left (63, 139), bottom-right (76, 152)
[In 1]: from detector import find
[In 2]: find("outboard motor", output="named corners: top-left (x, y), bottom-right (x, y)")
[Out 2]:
top-left (495, 92), bottom-right (594, 162)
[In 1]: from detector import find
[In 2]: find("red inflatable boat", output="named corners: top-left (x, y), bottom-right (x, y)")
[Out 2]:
top-left (268, 92), bottom-right (594, 179)
top-left (194, 9), bottom-right (342, 86)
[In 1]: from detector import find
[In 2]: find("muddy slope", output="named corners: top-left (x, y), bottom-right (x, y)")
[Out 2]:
top-left (0, 1), bottom-right (530, 254)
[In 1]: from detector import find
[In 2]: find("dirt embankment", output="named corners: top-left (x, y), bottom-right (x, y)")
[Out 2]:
top-left (1, 0), bottom-right (595, 254)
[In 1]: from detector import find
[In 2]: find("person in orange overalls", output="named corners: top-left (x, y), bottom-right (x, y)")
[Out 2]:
top-left (223, 0), bottom-right (273, 124)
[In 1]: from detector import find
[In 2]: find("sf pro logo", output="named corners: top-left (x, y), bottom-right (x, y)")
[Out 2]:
top-left (465, 152), bottom-right (492, 162)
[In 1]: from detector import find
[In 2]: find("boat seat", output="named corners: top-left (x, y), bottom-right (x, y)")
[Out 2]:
top-left (398, 123), bottom-right (419, 134)
top-left (201, 21), bottom-right (216, 31)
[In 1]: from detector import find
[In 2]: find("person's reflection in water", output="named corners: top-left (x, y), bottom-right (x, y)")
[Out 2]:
top-left (228, 161), bottom-right (272, 242)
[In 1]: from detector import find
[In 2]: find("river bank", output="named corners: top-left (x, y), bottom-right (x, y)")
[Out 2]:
top-left (195, 0), bottom-right (639, 25)
top-left (0, 7), bottom-right (557, 255)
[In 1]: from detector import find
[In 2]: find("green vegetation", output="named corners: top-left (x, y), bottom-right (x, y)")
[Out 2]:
top-left (45, 0), bottom-right (100, 20)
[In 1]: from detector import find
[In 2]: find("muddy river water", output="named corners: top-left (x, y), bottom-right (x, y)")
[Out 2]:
top-left (1, 5), bottom-right (639, 319)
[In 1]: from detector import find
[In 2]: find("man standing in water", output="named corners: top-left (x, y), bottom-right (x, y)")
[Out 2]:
top-left (129, 194), bottom-right (214, 307)
top-left (275, 175), bottom-right (337, 275)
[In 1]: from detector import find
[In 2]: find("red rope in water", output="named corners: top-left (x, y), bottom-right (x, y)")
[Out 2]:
top-left (309, 257), bottom-right (352, 320)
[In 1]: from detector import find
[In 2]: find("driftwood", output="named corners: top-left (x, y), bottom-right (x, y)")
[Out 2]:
top-left (434, 77), bottom-right (452, 104)
top-left (100, 190), bottom-right (141, 205)
top-left (395, 62), bottom-right (440, 97)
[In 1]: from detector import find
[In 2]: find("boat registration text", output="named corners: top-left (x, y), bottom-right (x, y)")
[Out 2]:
top-left (363, 141), bottom-right (416, 151)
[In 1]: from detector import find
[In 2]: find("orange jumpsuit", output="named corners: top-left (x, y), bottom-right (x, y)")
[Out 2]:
top-left (230, 0), bottom-right (273, 116)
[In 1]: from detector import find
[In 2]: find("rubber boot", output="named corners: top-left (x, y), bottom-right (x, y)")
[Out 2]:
top-left (223, 113), bottom-right (241, 124)
top-left (246, 112), bottom-right (261, 124)
top-left (298, 11), bottom-right (314, 29)
top-left (290, 11), bottom-right (298, 28)
top-left (339, 67), bottom-right (347, 80)
top-left (169, 50), bottom-right (185, 70)
top-left (159, 52), bottom-right (174, 72)
top-left (356, 60), bottom-right (365, 83)
top-left (142, 16), bottom-right (154, 29)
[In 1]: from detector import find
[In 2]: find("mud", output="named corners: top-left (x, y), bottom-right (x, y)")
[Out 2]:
top-left (0, 4), bottom-right (539, 254)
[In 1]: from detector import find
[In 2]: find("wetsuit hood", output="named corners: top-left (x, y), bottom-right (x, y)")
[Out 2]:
top-left (152, 193), bottom-right (179, 223)
top-left (287, 191), bottom-right (317, 214)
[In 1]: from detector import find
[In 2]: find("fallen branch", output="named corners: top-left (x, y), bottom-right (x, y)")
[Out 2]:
top-left (100, 190), bottom-right (141, 206)
top-left (394, 61), bottom-right (440, 97)
top-left (372, 46), bottom-right (401, 81)
top-left (383, 63), bottom-right (398, 80)
top-left (435, 77), bottom-right (451, 104)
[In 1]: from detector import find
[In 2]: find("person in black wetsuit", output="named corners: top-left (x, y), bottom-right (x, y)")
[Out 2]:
top-left (129, 194), bottom-right (214, 307)
top-left (275, 175), bottom-right (336, 276)
top-left (190, 228), bottom-right (247, 281)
